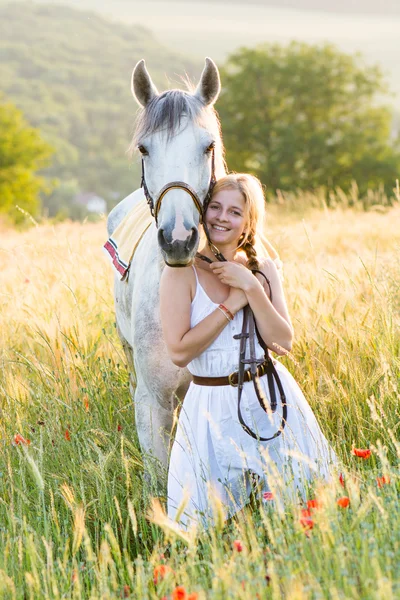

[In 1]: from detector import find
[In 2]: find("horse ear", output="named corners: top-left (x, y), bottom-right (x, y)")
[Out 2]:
top-left (131, 59), bottom-right (159, 107)
top-left (194, 57), bottom-right (221, 106)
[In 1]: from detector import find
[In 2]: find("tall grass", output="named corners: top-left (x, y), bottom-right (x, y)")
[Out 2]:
top-left (0, 205), bottom-right (399, 599)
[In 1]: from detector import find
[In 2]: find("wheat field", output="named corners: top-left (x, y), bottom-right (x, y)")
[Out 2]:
top-left (0, 204), bottom-right (399, 599)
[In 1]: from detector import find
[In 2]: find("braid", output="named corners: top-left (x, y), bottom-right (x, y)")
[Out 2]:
top-left (241, 231), bottom-right (259, 272)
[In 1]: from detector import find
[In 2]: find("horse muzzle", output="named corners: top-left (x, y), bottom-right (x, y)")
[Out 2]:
top-left (158, 227), bottom-right (199, 266)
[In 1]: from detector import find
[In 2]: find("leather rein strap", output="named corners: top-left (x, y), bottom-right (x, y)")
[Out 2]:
top-left (196, 254), bottom-right (287, 442)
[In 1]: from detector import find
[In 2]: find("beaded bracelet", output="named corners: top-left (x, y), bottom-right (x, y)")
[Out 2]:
top-left (218, 303), bottom-right (234, 321)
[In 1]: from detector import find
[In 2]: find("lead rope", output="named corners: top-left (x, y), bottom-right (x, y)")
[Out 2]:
top-left (195, 251), bottom-right (288, 442)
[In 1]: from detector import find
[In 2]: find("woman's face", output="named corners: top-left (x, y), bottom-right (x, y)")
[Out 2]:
top-left (205, 188), bottom-right (247, 247)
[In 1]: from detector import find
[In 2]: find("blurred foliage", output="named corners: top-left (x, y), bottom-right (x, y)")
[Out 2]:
top-left (0, 2), bottom-right (200, 218)
top-left (218, 42), bottom-right (400, 196)
top-left (0, 98), bottom-right (53, 224)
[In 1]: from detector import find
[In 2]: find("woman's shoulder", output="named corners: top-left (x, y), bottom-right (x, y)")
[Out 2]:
top-left (160, 264), bottom-right (198, 303)
top-left (258, 256), bottom-right (285, 283)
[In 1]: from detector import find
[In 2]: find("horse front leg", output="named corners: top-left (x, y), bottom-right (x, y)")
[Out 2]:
top-left (134, 379), bottom-right (177, 499)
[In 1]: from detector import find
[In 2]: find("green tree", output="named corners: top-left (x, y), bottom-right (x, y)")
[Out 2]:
top-left (218, 42), bottom-right (400, 194)
top-left (0, 99), bottom-right (53, 223)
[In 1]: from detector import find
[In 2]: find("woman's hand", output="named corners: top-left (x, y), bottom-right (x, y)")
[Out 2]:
top-left (226, 286), bottom-right (248, 312)
top-left (209, 261), bottom-right (260, 293)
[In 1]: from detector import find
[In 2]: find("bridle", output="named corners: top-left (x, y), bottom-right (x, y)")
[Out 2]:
top-left (141, 147), bottom-right (287, 442)
top-left (140, 147), bottom-right (216, 226)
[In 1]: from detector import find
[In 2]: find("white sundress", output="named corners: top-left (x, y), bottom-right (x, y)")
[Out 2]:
top-left (167, 265), bottom-right (338, 530)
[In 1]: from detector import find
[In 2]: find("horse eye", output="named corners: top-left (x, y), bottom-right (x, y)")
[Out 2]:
top-left (138, 145), bottom-right (149, 156)
top-left (205, 142), bottom-right (215, 154)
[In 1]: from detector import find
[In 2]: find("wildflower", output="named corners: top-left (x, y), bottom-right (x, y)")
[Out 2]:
top-left (13, 434), bottom-right (31, 446)
top-left (71, 570), bottom-right (78, 584)
top-left (233, 539), bottom-right (243, 552)
top-left (352, 447), bottom-right (371, 459)
top-left (117, 424), bottom-right (123, 432)
top-left (337, 496), bottom-right (350, 508)
top-left (263, 491), bottom-right (274, 501)
top-left (123, 584), bottom-right (130, 597)
top-left (24, 278), bottom-right (30, 284)
top-left (188, 593), bottom-right (198, 600)
top-left (65, 429), bottom-right (71, 441)
top-left (83, 395), bottom-right (89, 412)
top-left (339, 472), bottom-right (345, 488)
top-left (153, 564), bottom-right (173, 585)
top-left (307, 499), bottom-right (322, 510)
top-left (172, 586), bottom-right (187, 600)
top-left (376, 475), bottom-right (390, 488)
top-left (299, 509), bottom-right (314, 530)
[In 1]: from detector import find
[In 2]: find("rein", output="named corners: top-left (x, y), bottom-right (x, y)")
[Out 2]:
top-left (195, 253), bottom-right (287, 442)
top-left (141, 148), bottom-right (287, 441)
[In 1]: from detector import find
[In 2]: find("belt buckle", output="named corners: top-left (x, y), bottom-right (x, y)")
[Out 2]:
top-left (228, 371), bottom-right (238, 387)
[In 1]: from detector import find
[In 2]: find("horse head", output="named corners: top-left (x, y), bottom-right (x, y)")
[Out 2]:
top-left (131, 58), bottom-right (226, 266)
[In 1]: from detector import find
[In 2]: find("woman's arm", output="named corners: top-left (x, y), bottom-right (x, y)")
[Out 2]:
top-left (159, 266), bottom-right (247, 368)
top-left (209, 258), bottom-right (293, 356)
top-left (243, 258), bottom-right (293, 355)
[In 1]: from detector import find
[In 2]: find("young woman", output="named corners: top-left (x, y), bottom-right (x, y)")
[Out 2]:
top-left (160, 173), bottom-right (338, 530)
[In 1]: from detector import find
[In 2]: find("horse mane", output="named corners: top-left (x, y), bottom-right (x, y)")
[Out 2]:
top-left (129, 85), bottom-right (227, 178)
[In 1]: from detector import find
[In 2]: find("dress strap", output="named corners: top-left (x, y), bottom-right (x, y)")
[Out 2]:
top-left (191, 264), bottom-right (200, 285)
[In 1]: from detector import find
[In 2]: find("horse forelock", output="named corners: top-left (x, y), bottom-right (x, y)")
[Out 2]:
top-left (130, 89), bottom-right (226, 177)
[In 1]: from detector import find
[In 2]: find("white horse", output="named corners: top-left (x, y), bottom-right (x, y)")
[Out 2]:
top-left (107, 58), bottom-right (227, 495)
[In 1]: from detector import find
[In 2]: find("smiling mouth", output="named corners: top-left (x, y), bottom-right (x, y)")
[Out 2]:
top-left (212, 225), bottom-right (230, 231)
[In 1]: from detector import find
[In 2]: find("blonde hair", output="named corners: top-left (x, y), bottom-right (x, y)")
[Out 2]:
top-left (205, 173), bottom-right (281, 271)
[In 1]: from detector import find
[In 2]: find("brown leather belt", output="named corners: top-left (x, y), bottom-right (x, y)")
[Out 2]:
top-left (192, 359), bottom-right (272, 387)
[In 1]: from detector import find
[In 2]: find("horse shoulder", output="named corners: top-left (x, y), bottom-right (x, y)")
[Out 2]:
top-left (106, 187), bottom-right (145, 236)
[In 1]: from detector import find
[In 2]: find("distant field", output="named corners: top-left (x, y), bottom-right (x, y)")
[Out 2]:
top-left (0, 203), bottom-right (399, 597)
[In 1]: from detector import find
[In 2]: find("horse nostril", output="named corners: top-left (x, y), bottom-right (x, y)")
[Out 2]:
top-left (158, 228), bottom-right (170, 250)
top-left (186, 227), bottom-right (198, 251)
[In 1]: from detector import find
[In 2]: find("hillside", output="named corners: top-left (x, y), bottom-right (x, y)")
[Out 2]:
top-left (0, 3), bottom-right (201, 209)
top-left (31, 0), bottom-right (400, 104)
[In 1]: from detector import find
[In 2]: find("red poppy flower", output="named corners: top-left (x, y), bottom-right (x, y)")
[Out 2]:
top-left (13, 434), bottom-right (31, 446)
top-left (299, 510), bottom-right (314, 531)
top-left (187, 594), bottom-right (198, 600)
top-left (153, 564), bottom-right (173, 585)
top-left (339, 472), bottom-right (345, 488)
top-left (352, 448), bottom-right (371, 459)
top-left (117, 424), bottom-right (122, 432)
top-left (376, 475), bottom-right (390, 488)
top-left (307, 499), bottom-right (322, 510)
top-left (172, 587), bottom-right (187, 600)
top-left (233, 539), bottom-right (243, 552)
top-left (83, 395), bottom-right (89, 412)
top-left (65, 429), bottom-right (71, 441)
top-left (337, 496), bottom-right (350, 508)
top-left (123, 584), bottom-right (130, 597)
top-left (263, 491), bottom-right (274, 501)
